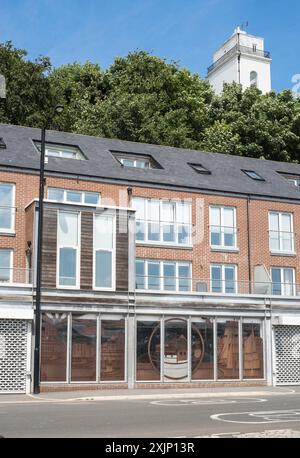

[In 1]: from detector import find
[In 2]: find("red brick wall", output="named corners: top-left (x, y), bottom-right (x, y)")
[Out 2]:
top-left (1, 169), bottom-right (300, 287)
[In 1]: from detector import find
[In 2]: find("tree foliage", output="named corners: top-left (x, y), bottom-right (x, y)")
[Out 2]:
top-left (1, 42), bottom-right (300, 163)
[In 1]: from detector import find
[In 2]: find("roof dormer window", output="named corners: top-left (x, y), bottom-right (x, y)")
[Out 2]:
top-left (111, 151), bottom-right (162, 169)
top-left (242, 170), bottom-right (265, 181)
top-left (34, 141), bottom-right (86, 160)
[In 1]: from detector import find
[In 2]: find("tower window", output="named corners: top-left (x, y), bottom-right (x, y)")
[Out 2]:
top-left (250, 71), bottom-right (258, 88)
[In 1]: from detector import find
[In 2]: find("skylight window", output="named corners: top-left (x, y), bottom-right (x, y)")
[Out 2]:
top-left (111, 151), bottom-right (162, 170)
top-left (34, 141), bottom-right (86, 160)
top-left (0, 138), bottom-right (6, 149)
top-left (242, 170), bottom-right (265, 181)
top-left (188, 163), bottom-right (211, 175)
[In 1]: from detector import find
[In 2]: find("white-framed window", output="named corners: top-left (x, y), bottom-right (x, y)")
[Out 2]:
top-left (269, 212), bottom-right (294, 253)
top-left (0, 249), bottom-right (12, 283)
top-left (288, 178), bottom-right (300, 187)
top-left (0, 183), bottom-right (15, 233)
top-left (210, 206), bottom-right (237, 249)
top-left (250, 71), bottom-right (258, 87)
top-left (35, 142), bottom-right (85, 160)
top-left (271, 267), bottom-right (295, 296)
top-left (211, 264), bottom-right (237, 294)
top-left (48, 188), bottom-right (100, 205)
top-left (135, 259), bottom-right (191, 292)
top-left (93, 213), bottom-right (115, 290)
top-left (132, 197), bottom-right (192, 246)
top-left (57, 211), bottom-right (80, 288)
top-left (119, 157), bottom-right (151, 169)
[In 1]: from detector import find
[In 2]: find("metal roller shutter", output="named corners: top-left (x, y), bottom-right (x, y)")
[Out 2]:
top-left (275, 325), bottom-right (300, 385)
top-left (0, 319), bottom-right (28, 393)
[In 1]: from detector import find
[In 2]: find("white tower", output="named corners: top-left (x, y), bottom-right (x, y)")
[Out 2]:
top-left (207, 27), bottom-right (272, 95)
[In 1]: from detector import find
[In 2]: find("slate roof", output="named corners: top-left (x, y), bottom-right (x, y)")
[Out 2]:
top-left (1, 123), bottom-right (300, 201)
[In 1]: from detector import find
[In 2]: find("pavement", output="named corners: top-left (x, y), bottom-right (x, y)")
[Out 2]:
top-left (0, 385), bottom-right (296, 403)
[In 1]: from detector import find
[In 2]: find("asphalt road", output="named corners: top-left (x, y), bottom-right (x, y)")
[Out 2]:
top-left (1, 391), bottom-right (300, 438)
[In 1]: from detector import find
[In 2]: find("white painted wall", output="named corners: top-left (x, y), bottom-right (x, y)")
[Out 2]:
top-left (240, 55), bottom-right (271, 93)
top-left (207, 57), bottom-right (238, 95)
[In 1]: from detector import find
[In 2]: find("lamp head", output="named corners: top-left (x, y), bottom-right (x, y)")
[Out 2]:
top-left (55, 104), bottom-right (64, 114)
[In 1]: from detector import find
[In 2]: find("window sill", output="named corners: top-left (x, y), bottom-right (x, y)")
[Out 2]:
top-left (0, 231), bottom-right (16, 237)
top-left (270, 251), bottom-right (296, 257)
top-left (136, 241), bottom-right (193, 250)
top-left (211, 246), bottom-right (239, 253)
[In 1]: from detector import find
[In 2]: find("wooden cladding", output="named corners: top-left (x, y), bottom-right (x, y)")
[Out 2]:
top-left (80, 212), bottom-right (93, 290)
top-left (42, 208), bottom-right (57, 288)
top-left (116, 210), bottom-right (129, 292)
top-left (40, 205), bottom-right (130, 291)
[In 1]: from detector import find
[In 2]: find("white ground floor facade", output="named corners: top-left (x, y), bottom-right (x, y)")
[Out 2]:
top-left (1, 292), bottom-right (300, 392)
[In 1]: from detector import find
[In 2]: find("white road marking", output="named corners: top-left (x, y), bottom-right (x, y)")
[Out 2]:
top-left (151, 398), bottom-right (267, 406)
top-left (211, 409), bottom-right (300, 424)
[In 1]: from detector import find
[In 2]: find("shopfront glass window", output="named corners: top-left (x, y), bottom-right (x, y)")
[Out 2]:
top-left (243, 323), bottom-right (264, 379)
top-left (164, 319), bottom-right (188, 382)
top-left (41, 313), bottom-right (68, 382)
top-left (136, 321), bottom-right (161, 381)
top-left (101, 320), bottom-right (125, 381)
top-left (191, 319), bottom-right (214, 380)
top-left (217, 320), bottom-right (239, 379)
top-left (71, 315), bottom-right (97, 382)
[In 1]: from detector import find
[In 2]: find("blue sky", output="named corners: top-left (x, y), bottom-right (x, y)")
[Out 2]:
top-left (1, 0), bottom-right (299, 91)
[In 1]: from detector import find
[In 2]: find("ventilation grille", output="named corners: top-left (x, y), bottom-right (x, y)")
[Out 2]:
top-left (275, 325), bottom-right (300, 385)
top-left (0, 320), bottom-right (28, 392)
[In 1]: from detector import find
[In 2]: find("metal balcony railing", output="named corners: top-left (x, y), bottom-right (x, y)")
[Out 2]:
top-left (207, 44), bottom-right (271, 74)
top-left (0, 267), bottom-right (32, 285)
top-left (268, 230), bottom-right (295, 253)
top-left (136, 275), bottom-right (299, 297)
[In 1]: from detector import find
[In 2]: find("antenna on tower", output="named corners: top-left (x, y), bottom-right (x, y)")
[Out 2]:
top-left (241, 21), bottom-right (249, 32)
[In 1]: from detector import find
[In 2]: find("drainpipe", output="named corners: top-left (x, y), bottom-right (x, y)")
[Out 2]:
top-left (246, 195), bottom-right (252, 293)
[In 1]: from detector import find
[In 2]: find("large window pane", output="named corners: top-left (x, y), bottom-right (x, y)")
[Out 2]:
top-left (94, 215), bottom-right (113, 250)
top-left (136, 321), bottom-right (160, 381)
top-left (101, 320), bottom-right (125, 381)
top-left (0, 183), bottom-right (14, 230)
top-left (58, 212), bottom-right (78, 246)
top-left (243, 323), bottom-right (264, 379)
top-left (148, 201), bottom-right (160, 241)
top-left (84, 192), bottom-right (99, 205)
top-left (95, 251), bottom-right (112, 288)
top-left (271, 268), bottom-right (282, 295)
top-left (59, 247), bottom-right (76, 286)
top-left (164, 319), bottom-right (188, 381)
top-left (163, 262), bottom-right (176, 291)
top-left (225, 266), bottom-right (236, 293)
top-left (66, 191), bottom-right (82, 203)
top-left (71, 316), bottom-right (97, 382)
top-left (41, 313), bottom-right (68, 382)
top-left (283, 268), bottom-right (294, 296)
top-left (178, 263), bottom-right (191, 292)
top-left (148, 262), bottom-right (160, 290)
top-left (210, 207), bottom-right (221, 246)
top-left (217, 320), bottom-right (239, 379)
top-left (211, 265), bottom-right (222, 292)
top-left (136, 260), bottom-right (145, 290)
top-left (48, 188), bottom-right (64, 201)
top-left (192, 319), bottom-right (214, 380)
top-left (0, 249), bottom-right (11, 282)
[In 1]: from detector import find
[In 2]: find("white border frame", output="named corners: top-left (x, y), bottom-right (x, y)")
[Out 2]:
top-left (92, 212), bottom-right (116, 291)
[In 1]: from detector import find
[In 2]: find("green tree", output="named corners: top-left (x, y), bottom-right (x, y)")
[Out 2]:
top-left (205, 83), bottom-right (300, 162)
top-left (48, 61), bottom-right (108, 132)
top-left (0, 41), bottom-right (52, 127)
top-left (74, 51), bottom-right (213, 148)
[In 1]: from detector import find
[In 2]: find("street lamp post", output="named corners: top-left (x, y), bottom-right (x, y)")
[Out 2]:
top-left (33, 106), bottom-right (64, 394)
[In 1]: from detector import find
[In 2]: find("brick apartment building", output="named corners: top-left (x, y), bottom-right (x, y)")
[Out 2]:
top-left (1, 123), bottom-right (300, 393)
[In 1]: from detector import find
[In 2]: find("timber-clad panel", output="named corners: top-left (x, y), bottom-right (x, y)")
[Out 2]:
top-left (81, 212), bottom-right (93, 290)
top-left (42, 208), bottom-right (57, 288)
top-left (116, 210), bottom-right (129, 291)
